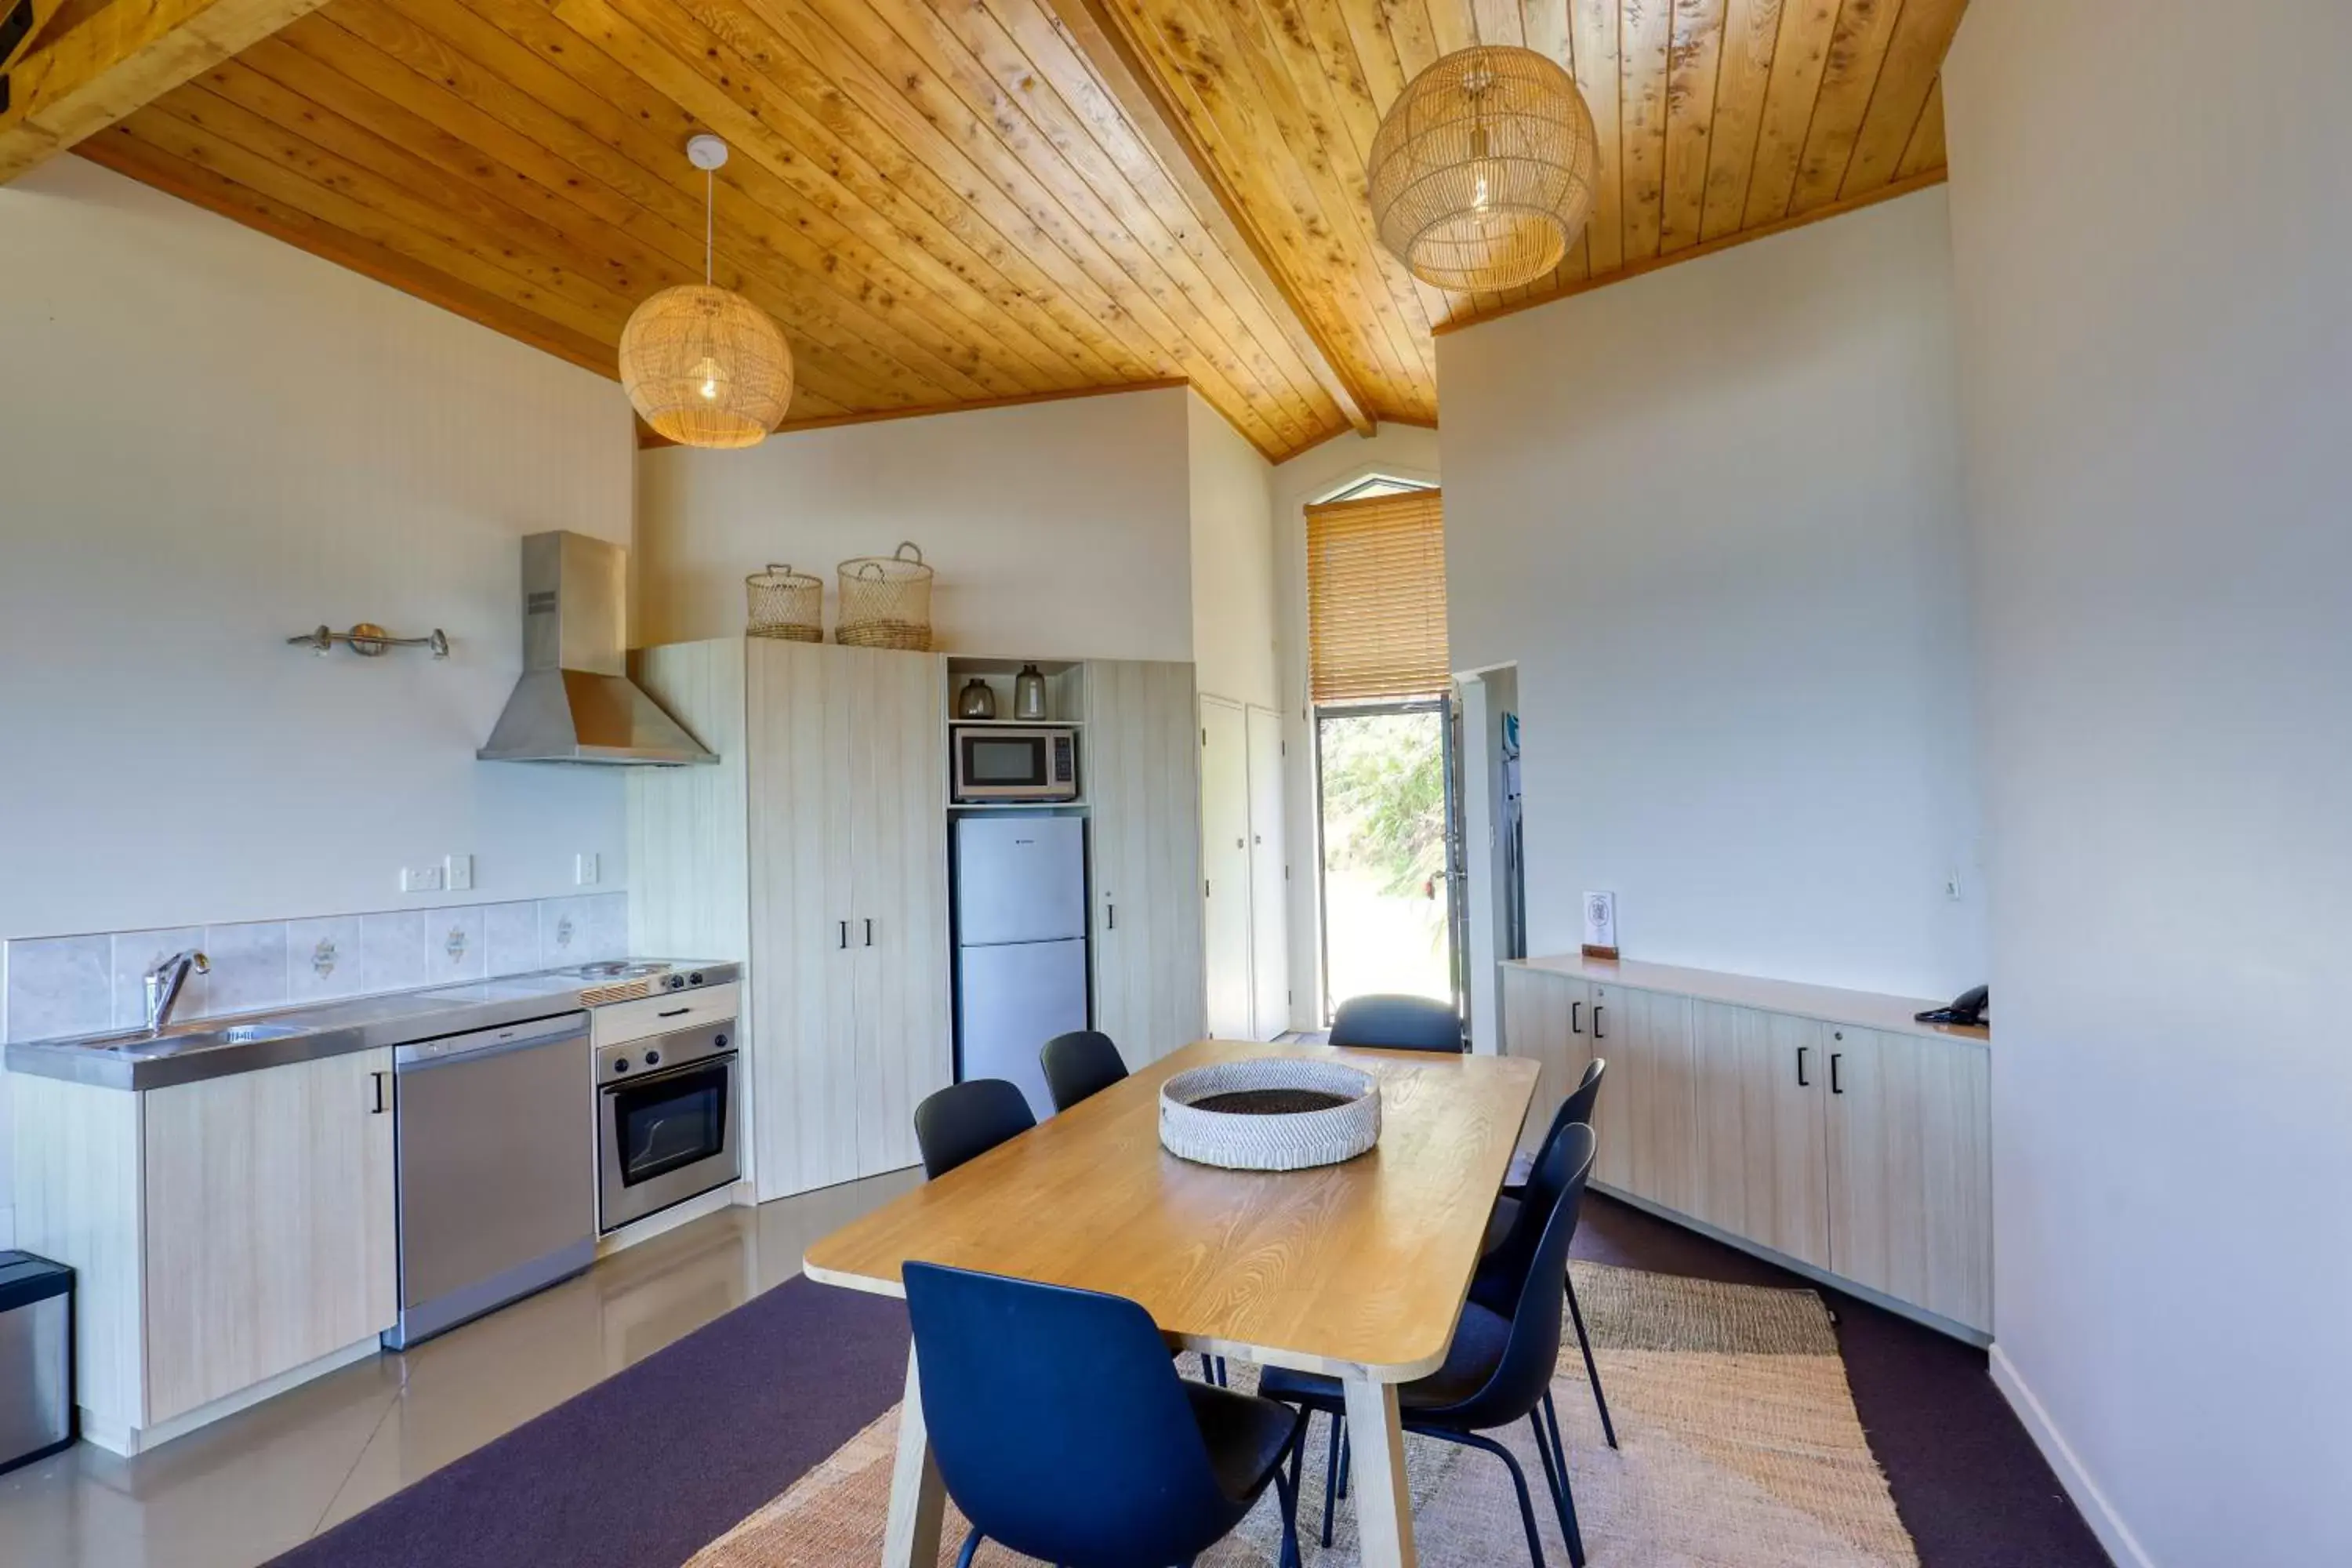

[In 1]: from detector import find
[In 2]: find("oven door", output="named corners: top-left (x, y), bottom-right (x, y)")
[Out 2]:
top-left (597, 1050), bottom-right (739, 1232)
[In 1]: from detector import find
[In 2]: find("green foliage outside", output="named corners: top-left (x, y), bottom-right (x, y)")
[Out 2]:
top-left (1319, 710), bottom-right (1446, 899)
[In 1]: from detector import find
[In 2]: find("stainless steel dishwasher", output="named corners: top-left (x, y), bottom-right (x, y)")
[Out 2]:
top-left (383, 1011), bottom-right (596, 1349)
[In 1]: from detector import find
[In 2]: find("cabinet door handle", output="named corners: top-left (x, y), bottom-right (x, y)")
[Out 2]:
top-left (1831, 1052), bottom-right (1844, 1094)
top-left (1796, 1047), bottom-right (1811, 1087)
top-left (863, 918), bottom-right (874, 948)
top-left (838, 920), bottom-right (849, 950)
top-left (1592, 1005), bottom-right (1606, 1041)
top-left (658, 1007), bottom-right (691, 1019)
top-left (370, 1071), bottom-right (388, 1115)
top-left (1570, 1001), bottom-right (1583, 1035)
top-left (1106, 902), bottom-right (1116, 931)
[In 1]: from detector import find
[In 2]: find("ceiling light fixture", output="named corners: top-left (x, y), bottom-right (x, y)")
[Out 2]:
top-left (619, 135), bottom-right (794, 448)
top-left (1367, 44), bottom-right (1599, 293)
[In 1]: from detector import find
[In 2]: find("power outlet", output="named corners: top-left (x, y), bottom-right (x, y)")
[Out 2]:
top-left (575, 851), bottom-right (601, 887)
top-left (1944, 870), bottom-right (1964, 902)
top-left (445, 853), bottom-right (474, 892)
top-left (401, 864), bottom-right (445, 894)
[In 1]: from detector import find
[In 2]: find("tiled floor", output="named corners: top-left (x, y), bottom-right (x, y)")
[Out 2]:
top-left (0, 1171), bottom-right (920, 1568)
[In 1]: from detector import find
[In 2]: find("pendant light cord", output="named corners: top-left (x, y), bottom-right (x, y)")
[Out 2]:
top-left (704, 166), bottom-right (714, 286)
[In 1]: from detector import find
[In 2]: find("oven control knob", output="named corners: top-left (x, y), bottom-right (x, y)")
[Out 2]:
top-left (644, 1050), bottom-right (661, 1067)
top-left (666, 974), bottom-right (686, 990)
top-left (714, 1033), bottom-right (729, 1049)
top-left (689, 971), bottom-right (705, 985)
top-left (612, 1057), bottom-right (630, 1074)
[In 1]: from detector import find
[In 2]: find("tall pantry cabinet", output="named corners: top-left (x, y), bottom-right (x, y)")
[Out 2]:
top-left (629, 637), bottom-right (951, 1201)
top-left (1082, 659), bottom-right (1207, 1063)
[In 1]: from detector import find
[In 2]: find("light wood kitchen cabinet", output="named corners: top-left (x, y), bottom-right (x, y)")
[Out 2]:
top-left (1825, 1025), bottom-right (1993, 1332)
top-left (1503, 957), bottom-right (1991, 1338)
top-left (143, 1049), bottom-right (398, 1424)
top-left (632, 637), bottom-right (952, 1200)
top-left (1083, 659), bottom-right (1207, 1064)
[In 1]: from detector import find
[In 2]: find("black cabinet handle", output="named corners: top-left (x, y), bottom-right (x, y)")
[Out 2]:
top-left (1571, 1001), bottom-right (1583, 1035)
top-left (658, 1007), bottom-right (690, 1018)
top-left (1831, 1053), bottom-right (1844, 1094)
top-left (1592, 1005), bottom-right (1606, 1041)
top-left (371, 1071), bottom-right (387, 1115)
top-left (837, 920), bottom-right (849, 950)
top-left (1797, 1046), bottom-right (1811, 1087)
top-left (1106, 902), bottom-right (1116, 931)
top-left (864, 918), bottom-right (875, 948)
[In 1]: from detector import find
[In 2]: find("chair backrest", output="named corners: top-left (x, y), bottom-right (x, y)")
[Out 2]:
top-left (904, 1261), bottom-right (1236, 1566)
top-left (1327, 993), bottom-right (1463, 1052)
top-left (1040, 1029), bottom-right (1129, 1112)
top-left (913, 1080), bottom-right (1036, 1179)
top-left (1479, 1058), bottom-right (1605, 1305)
top-left (1443, 1123), bottom-right (1598, 1430)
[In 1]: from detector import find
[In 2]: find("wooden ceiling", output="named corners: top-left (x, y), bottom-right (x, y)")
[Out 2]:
top-left (4, 0), bottom-right (1963, 457)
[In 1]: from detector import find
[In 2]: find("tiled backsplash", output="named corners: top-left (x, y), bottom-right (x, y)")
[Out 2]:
top-left (2, 893), bottom-right (629, 1043)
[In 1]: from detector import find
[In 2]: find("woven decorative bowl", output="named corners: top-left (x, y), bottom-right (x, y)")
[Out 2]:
top-left (1160, 1058), bottom-right (1381, 1171)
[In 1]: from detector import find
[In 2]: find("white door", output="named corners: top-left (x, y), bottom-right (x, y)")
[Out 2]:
top-left (1244, 704), bottom-right (1290, 1038)
top-left (1199, 695), bottom-right (1254, 1040)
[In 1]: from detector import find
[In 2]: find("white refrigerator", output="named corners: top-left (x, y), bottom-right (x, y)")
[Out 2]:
top-left (954, 815), bottom-right (1089, 1120)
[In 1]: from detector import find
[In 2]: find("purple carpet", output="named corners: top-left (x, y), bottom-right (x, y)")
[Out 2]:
top-left (267, 1276), bottom-right (910, 1568)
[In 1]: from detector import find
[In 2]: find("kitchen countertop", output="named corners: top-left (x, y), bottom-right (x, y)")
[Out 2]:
top-left (1504, 952), bottom-right (1990, 1044)
top-left (3, 962), bottom-right (738, 1091)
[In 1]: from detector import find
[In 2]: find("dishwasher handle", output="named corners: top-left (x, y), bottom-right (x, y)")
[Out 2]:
top-left (395, 1011), bottom-right (588, 1072)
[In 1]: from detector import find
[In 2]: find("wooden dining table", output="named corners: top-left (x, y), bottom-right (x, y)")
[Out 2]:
top-left (802, 1037), bottom-right (1541, 1568)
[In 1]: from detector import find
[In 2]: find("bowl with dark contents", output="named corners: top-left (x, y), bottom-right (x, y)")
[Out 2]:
top-left (1160, 1056), bottom-right (1381, 1171)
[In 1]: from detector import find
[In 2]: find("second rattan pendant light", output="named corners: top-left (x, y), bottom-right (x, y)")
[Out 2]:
top-left (619, 136), bottom-right (794, 449)
top-left (1367, 46), bottom-right (1599, 292)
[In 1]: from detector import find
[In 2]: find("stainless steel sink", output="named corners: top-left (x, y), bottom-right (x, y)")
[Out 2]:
top-left (89, 1022), bottom-right (311, 1058)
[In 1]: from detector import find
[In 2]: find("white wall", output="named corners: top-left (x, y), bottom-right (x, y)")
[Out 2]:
top-left (1440, 189), bottom-right (1984, 1000)
top-left (0, 158), bottom-right (637, 1237)
top-left (1944, 5), bottom-right (2352, 1563)
top-left (1186, 392), bottom-right (1278, 710)
top-left (1269, 425), bottom-right (1443, 1026)
top-left (635, 387), bottom-right (1194, 660)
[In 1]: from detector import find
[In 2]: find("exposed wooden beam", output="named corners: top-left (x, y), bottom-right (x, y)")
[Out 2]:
top-left (2, 0), bottom-right (70, 81)
top-left (637, 378), bottom-right (1197, 452)
top-left (1041, 0), bottom-right (1375, 438)
top-left (0, 0), bottom-right (336, 180)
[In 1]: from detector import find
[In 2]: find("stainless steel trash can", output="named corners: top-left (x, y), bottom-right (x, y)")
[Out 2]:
top-left (0, 1252), bottom-right (73, 1474)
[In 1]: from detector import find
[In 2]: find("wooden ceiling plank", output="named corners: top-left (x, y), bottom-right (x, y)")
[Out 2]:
top-left (1617, 0), bottom-right (1672, 260)
top-left (1518, 0), bottom-right (1568, 69)
top-left (1125, 0), bottom-right (1434, 414)
top-left (1892, 69), bottom-right (1940, 177)
top-left (1657, 0), bottom-right (1726, 254)
top-left (76, 122), bottom-right (620, 376)
top-left (1110, 0), bottom-right (1421, 416)
top-left (0, 0), bottom-right (337, 180)
top-left (1697, 0), bottom-right (1780, 241)
top-left (1, 0), bottom-right (71, 76)
top-left (441, 0), bottom-right (1111, 392)
top-left (1024, 0), bottom-right (1365, 437)
top-left (1839, 0), bottom-right (1961, 195)
top-left (1566, 0), bottom-right (1622, 274)
top-left (1739, 0), bottom-right (1837, 224)
top-left (1786, 0), bottom-right (1903, 213)
top-left (1468, 0), bottom-right (1525, 51)
top-left (1328, 0), bottom-right (1405, 113)
top-left (1377, 0), bottom-right (1443, 82)
top-left (883, 0), bottom-right (1323, 448)
top-left (1423, 0), bottom-right (1472, 58)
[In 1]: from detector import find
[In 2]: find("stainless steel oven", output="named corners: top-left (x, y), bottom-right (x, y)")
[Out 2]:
top-left (951, 724), bottom-right (1080, 803)
top-left (596, 1018), bottom-right (739, 1232)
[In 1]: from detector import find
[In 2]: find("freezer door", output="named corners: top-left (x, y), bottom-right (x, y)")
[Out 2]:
top-left (955, 815), bottom-right (1087, 945)
top-left (956, 937), bottom-right (1089, 1120)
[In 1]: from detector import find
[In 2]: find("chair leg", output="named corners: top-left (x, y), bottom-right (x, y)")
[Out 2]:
top-left (1272, 1433), bottom-right (1305, 1568)
top-left (1320, 1410), bottom-right (1342, 1548)
top-left (1564, 1272), bottom-right (1618, 1450)
top-left (1338, 1427), bottom-right (1350, 1497)
top-left (955, 1527), bottom-right (983, 1568)
top-left (1414, 1428), bottom-right (1548, 1568)
top-left (1529, 1410), bottom-right (1584, 1566)
top-left (1541, 1390), bottom-right (1568, 1483)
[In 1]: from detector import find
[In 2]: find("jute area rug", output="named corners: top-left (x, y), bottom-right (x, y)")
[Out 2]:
top-left (688, 1261), bottom-right (1918, 1567)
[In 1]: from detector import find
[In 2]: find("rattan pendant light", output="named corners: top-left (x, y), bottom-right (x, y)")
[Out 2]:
top-left (619, 136), bottom-right (793, 448)
top-left (1367, 45), bottom-right (1599, 292)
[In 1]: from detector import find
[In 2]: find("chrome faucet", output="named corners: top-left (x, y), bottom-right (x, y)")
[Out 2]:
top-left (143, 949), bottom-right (209, 1036)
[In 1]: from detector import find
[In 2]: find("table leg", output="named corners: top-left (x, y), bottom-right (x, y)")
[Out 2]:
top-left (1342, 1376), bottom-right (1417, 1568)
top-left (882, 1345), bottom-right (946, 1567)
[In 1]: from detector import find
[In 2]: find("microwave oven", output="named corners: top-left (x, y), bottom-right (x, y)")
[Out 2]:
top-left (952, 724), bottom-right (1080, 803)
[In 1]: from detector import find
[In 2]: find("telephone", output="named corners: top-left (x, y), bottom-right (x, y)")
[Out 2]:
top-left (1915, 985), bottom-right (1988, 1028)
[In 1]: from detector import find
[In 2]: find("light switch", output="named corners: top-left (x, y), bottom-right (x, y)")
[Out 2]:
top-left (575, 851), bottom-right (601, 887)
top-left (445, 853), bottom-right (474, 891)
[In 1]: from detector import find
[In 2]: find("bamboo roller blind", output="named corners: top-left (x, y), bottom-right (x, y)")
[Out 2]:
top-left (1305, 488), bottom-right (1449, 704)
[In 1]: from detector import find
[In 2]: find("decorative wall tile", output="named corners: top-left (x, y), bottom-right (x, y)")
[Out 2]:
top-left (537, 896), bottom-right (596, 965)
top-left (286, 916), bottom-right (366, 1005)
top-left (202, 922), bottom-right (290, 1017)
top-left (584, 892), bottom-right (629, 964)
top-left (5, 935), bottom-right (112, 1042)
top-left (428, 907), bottom-right (488, 984)
top-left (360, 911), bottom-right (429, 994)
top-left (484, 901), bottom-right (543, 978)
top-left (110, 927), bottom-right (207, 1029)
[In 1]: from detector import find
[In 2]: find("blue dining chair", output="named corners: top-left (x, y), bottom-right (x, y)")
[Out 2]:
top-left (903, 1261), bottom-right (1308, 1568)
top-left (913, 1080), bottom-right (1036, 1179)
top-left (1480, 1058), bottom-right (1617, 1454)
top-left (1326, 993), bottom-right (1463, 1052)
top-left (1264, 1125), bottom-right (1598, 1567)
top-left (1040, 1029), bottom-right (1130, 1112)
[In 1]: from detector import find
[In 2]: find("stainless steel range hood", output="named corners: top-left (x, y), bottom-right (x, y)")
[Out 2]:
top-left (477, 532), bottom-right (716, 766)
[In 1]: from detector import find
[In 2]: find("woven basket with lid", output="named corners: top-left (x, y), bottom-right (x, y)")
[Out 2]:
top-left (837, 542), bottom-right (934, 651)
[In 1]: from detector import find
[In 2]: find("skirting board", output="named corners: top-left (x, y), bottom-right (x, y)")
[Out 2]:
top-left (1589, 1181), bottom-right (1992, 1346)
top-left (82, 1335), bottom-right (383, 1457)
top-left (1989, 1345), bottom-right (2147, 1568)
